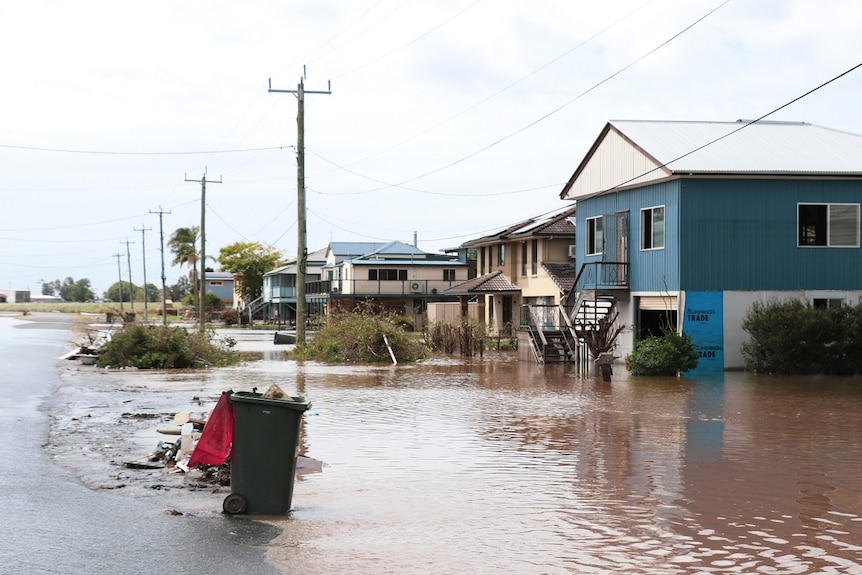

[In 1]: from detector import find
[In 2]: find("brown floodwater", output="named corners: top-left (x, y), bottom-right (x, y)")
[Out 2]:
top-left (52, 330), bottom-right (862, 574)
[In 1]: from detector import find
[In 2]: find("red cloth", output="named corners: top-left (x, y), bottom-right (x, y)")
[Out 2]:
top-left (188, 391), bottom-right (234, 467)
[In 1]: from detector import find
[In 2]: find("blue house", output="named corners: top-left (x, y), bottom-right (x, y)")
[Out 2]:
top-left (561, 120), bottom-right (862, 370)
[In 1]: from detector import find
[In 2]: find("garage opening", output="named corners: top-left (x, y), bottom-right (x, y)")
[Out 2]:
top-left (637, 296), bottom-right (677, 339)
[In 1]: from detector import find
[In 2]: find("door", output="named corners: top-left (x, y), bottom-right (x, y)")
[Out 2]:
top-left (616, 211), bottom-right (628, 283)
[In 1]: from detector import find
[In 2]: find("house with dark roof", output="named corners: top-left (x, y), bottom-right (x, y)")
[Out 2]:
top-left (445, 206), bottom-right (577, 361)
top-left (561, 119), bottom-right (862, 371)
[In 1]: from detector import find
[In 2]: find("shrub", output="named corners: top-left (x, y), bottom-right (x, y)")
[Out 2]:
top-left (220, 308), bottom-right (239, 325)
top-left (97, 324), bottom-right (238, 369)
top-left (742, 299), bottom-right (862, 374)
top-left (625, 329), bottom-right (699, 376)
top-left (290, 304), bottom-right (429, 363)
top-left (424, 319), bottom-right (487, 356)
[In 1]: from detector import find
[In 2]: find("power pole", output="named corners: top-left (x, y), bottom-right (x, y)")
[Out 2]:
top-left (150, 206), bottom-right (172, 326)
top-left (269, 70), bottom-right (331, 344)
top-left (134, 225), bottom-right (152, 322)
top-left (114, 253), bottom-right (125, 315)
top-left (186, 171), bottom-right (222, 332)
top-left (121, 239), bottom-right (135, 314)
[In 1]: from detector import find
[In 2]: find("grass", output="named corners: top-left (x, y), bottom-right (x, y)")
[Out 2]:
top-left (0, 301), bottom-right (190, 322)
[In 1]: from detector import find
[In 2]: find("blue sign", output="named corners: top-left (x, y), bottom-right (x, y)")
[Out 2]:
top-left (682, 291), bottom-right (724, 371)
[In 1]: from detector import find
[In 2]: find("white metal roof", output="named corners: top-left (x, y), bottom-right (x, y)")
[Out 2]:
top-left (609, 120), bottom-right (862, 175)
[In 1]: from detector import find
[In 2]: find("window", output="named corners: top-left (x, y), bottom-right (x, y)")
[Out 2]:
top-left (209, 280), bottom-right (224, 286)
top-left (480, 247), bottom-right (486, 275)
top-left (521, 242), bottom-right (527, 276)
top-left (813, 298), bottom-right (844, 309)
top-left (586, 216), bottom-right (603, 256)
top-left (531, 239), bottom-right (538, 275)
top-left (443, 269), bottom-right (456, 281)
top-left (798, 203), bottom-right (859, 247)
top-left (641, 206), bottom-right (665, 250)
top-left (368, 269), bottom-right (407, 281)
top-left (498, 244), bottom-right (506, 266)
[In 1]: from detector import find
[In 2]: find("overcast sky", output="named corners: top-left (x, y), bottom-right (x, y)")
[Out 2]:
top-left (2, 0), bottom-right (861, 296)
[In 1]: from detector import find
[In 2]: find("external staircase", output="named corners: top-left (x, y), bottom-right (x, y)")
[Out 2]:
top-left (522, 261), bottom-right (629, 365)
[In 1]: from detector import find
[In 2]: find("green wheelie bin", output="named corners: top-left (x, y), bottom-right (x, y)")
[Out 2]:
top-left (222, 390), bottom-right (310, 515)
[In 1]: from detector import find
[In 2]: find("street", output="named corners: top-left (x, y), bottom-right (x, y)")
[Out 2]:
top-left (0, 313), bottom-right (281, 575)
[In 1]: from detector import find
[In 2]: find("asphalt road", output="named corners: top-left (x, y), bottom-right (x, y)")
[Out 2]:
top-left (0, 313), bottom-right (282, 575)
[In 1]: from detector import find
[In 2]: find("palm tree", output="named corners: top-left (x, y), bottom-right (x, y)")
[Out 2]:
top-left (168, 226), bottom-right (200, 311)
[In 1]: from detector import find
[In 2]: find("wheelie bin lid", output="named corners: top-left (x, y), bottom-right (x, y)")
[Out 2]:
top-left (227, 389), bottom-right (311, 411)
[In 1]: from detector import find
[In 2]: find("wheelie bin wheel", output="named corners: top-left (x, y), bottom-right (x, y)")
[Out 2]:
top-left (223, 493), bottom-right (248, 515)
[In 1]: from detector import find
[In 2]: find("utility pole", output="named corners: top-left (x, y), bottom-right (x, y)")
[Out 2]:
top-left (121, 239), bottom-right (135, 314)
top-left (150, 207), bottom-right (171, 326)
top-left (134, 225), bottom-right (152, 322)
top-left (269, 69), bottom-right (331, 344)
top-left (114, 253), bottom-right (125, 315)
top-left (186, 171), bottom-right (222, 332)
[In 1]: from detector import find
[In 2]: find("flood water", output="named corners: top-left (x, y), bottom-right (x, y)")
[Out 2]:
top-left (53, 328), bottom-right (862, 574)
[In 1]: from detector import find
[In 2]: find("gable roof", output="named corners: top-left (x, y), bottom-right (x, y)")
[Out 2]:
top-left (326, 240), bottom-right (462, 267)
top-left (264, 246), bottom-right (328, 277)
top-left (443, 271), bottom-right (521, 295)
top-left (542, 263), bottom-right (576, 294)
top-left (561, 120), bottom-right (862, 200)
top-left (462, 205), bottom-right (576, 247)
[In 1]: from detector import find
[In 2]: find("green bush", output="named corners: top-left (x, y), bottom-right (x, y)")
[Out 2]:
top-left (742, 299), bottom-right (862, 374)
top-left (625, 329), bottom-right (699, 376)
top-left (291, 304), bottom-right (428, 363)
top-left (97, 324), bottom-right (238, 369)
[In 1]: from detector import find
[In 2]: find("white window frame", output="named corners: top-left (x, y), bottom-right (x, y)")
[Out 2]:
top-left (640, 205), bottom-right (665, 251)
top-left (798, 203), bottom-right (860, 248)
top-left (586, 216), bottom-right (603, 256)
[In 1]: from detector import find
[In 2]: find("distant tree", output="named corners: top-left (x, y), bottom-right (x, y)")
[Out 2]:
top-left (166, 276), bottom-right (191, 302)
top-left (167, 226), bottom-right (200, 270)
top-left (104, 281), bottom-right (138, 303)
top-left (40, 279), bottom-right (61, 296)
top-left (217, 242), bottom-right (283, 303)
top-left (139, 283), bottom-right (160, 304)
top-left (60, 277), bottom-right (95, 302)
top-left (168, 226), bottom-right (200, 304)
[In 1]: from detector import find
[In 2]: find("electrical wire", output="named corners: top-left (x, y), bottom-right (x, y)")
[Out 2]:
top-left (0, 143), bottom-right (290, 156)
top-left (387, 0), bottom-right (731, 188)
top-left (608, 59), bottom-right (862, 190)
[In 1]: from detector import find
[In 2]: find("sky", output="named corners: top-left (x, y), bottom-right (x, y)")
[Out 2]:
top-left (2, 0), bottom-right (862, 297)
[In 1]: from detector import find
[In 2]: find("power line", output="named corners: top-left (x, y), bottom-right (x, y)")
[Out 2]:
top-left (269, 72), bottom-right (332, 345)
top-left (0, 143), bottom-right (290, 156)
top-left (340, 0), bottom-right (656, 169)
top-left (150, 206), bottom-right (172, 326)
top-left (186, 171), bottom-right (222, 332)
top-left (610, 59), bottom-right (862, 190)
top-left (134, 225), bottom-right (152, 321)
top-left (388, 0), bottom-right (731, 189)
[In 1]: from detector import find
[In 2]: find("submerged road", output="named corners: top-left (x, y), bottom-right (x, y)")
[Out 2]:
top-left (0, 314), bottom-right (281, 575)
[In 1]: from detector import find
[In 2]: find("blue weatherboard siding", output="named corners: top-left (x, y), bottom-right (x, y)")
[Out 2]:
top-left (576, 180), bottom-right (681, 292)
top-left (679, 179), bottom-right (862, 291)
top-left (577, 177), bottom-right (862, 293)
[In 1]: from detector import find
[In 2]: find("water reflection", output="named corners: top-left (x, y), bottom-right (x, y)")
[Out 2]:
top-left (207, 357), bottom-right (862, 573)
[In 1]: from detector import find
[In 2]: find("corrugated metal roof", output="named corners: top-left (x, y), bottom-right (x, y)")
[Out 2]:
top-left (610, 120), bottom-right (862, 175)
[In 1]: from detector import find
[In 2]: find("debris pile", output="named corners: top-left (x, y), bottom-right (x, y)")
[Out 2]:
top-left (123, 385), bottom-right (322, 489)
top-left (60, 328), bottom-right (114, 365)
